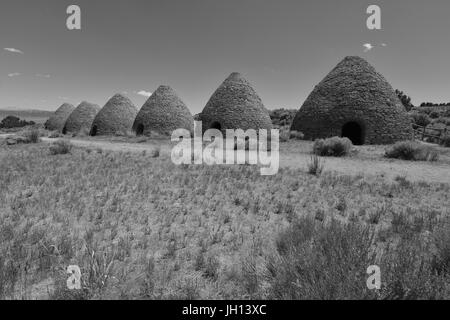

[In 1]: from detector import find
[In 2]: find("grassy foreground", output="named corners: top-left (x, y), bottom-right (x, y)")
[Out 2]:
top-left (0, 143), bottom-right (449, 299)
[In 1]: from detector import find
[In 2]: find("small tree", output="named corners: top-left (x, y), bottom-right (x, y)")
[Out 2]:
top-left (395, 89), bottom-right (414, 112)
top-left (269, 109), bottom-right (297, 128)
top-left (0, 116), bottom-right (35, 129)
top-left (410, 112), bottom-right (431, 127)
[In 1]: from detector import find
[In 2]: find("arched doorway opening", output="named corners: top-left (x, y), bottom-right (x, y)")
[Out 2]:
top-left (91, 125), bottom-right (98, 137)
top-left (342, 121), bottom-right (365, 145)
top-left (136, 124), bottom-right (145, 136)
top-left (210, 121), bottom-right (222, 131)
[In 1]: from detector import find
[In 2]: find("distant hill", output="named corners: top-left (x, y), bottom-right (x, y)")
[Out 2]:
top-left (0, 109), bottom-right (53, 124)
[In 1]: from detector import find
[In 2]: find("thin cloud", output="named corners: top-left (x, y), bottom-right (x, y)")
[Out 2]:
top-left (58, 96), bottom-right (69, 100)
top-left (134, 90), bottom-right (152, 97)
top-left (36, 74), bottom-right (51, 78)
top-left (4, 48), bottom-right (24, 54)
top-left (363, 43), bottom-right (387, 52)
top-left (363, 43), bottom-right (374, 52)
top-left (8, 72), bottom-right (21, 77)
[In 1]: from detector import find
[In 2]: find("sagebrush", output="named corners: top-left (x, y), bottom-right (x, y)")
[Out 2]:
top-left (313, 137), bottom-right (353, 157)
top-left (385, 141), bottom-right (439, 161)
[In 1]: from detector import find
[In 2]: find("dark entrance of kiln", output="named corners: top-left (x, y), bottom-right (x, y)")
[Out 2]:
top-left (210, 121), bottom-right (222, 131)
top-left (91, 125), bottom-right (98, 137)
top-left (342, 121), bottom-right (365, 145)
top-left (136, 124), bottom-right (145, 136)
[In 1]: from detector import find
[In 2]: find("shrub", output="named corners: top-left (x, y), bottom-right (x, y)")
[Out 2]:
top-left (0, 116), bottom-right (35, 129)
top-left (386, 141), bottom-right (416, 160)
top-left (76, 128), bottom-right (90, 137)
top-left (434, 117), bottom-right (450, 126)
top-left (204, 256), bottom-right (220, 280)
top-left (233, 137), bottom-right (256, 151)
top-left (440, 135), bottom-right (450, 148)
top-left (394, 174), bottom-right (413, 189)
top-left (425, 149), bottom-right (439, 162)
top-left (151, 147), bottom-right (161, 158)
top-left (264, 215), bottom-right (450, 300)
top-left (279, 127), bottom-right (291, 142)
top-left (49, 140), bottom-right (73, 155)
top-left (48, 131), bottom-right (64, 139)
top-left (269, 109), bottom-right (297, 127)
top-left (278, 129), bottom-right (304, 142)
top-left (432, 218), bottom-right (450, 275)
top-left (430, 111), bottom-right (441, 119)
top-left (385, 141), bottom-right (439, 161)
top-left (307, 155), bottom-right (325, 176)
top-left (136, 137), bottom-right (149, 143)
top-left (378, 236), bottom-right (448, 299)
top-left (290, 130), bottom-right (304, 140)
top-left (264, 217), bottom-right (377, 299)
top-left (24, 129), bottom-right (41, 144)
top-left (313, 137), bottom-right (353, 157)
top-left (410, 112), bottom-right (431, 127)
top-left (114, 130), bottom-right (125, 137)
top-left (395, 89), bottom-right (414, 112)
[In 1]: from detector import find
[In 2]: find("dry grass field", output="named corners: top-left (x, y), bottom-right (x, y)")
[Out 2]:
top-left (0, 135), bottom-right (449, 300)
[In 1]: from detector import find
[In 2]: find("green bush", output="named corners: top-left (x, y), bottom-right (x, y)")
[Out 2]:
top-left (313, 137), bottom-right (353, 157)
top-left (49, 140), bottom-right (73, 155)
top-left (385, 141), bottom-right (439, 161)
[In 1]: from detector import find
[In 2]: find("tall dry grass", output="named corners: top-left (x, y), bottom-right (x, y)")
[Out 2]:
top-left (0, 144), bottom-right (448, 299)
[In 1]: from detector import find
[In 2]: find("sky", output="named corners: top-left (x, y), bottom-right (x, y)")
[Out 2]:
top-left (1, 0), bottom-right (450, 112)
